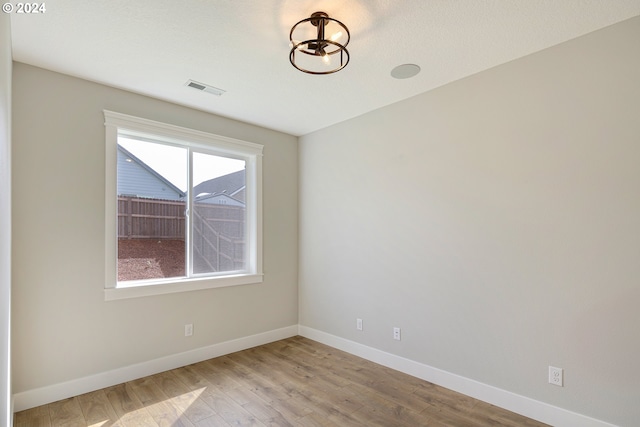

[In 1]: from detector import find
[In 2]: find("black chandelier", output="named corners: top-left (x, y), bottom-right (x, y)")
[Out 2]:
top-left (289, 11), bottom-right (350, 75)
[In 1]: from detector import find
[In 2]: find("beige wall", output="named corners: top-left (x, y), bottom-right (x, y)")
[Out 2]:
top-left (11, 63), bottom-right (298, 394)
top-left (299, 16), bottom-right (640, 426)
top-left (1, 12), bottom-right (12, 427)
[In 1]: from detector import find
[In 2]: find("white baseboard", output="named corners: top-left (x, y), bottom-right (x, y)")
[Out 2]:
top-left (298, 326), bottom-right (617, 427)
top-left (13, 325), bottom-right (298, 412)
top-left (12, 325), bottom-right (619, 427)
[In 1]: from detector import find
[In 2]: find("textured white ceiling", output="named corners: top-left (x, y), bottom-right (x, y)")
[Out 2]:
top-left (10, 0), bottom-right (640, 136)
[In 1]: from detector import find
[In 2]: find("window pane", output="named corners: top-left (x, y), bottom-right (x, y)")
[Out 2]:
top-left (117, 138), bottom-right (187, 281)
top-left (192, 152), bottom-right (246, 275)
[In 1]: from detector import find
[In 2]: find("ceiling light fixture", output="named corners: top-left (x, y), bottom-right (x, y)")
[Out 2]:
top-left (289, 11), bottom-right (350, 75)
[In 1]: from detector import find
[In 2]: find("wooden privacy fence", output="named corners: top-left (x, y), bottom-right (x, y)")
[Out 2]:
top-left (118, 197), bottom-right (186, 239)
top-left (192, 205), bottom-right (245, 273)
top-left (118, 196), bottom-right (245, 272)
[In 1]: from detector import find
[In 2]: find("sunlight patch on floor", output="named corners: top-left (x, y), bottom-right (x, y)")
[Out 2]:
top-left (88, 387), bottom-right (206, 426)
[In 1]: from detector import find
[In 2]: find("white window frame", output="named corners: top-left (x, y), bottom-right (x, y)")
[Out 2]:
top-left (104, 110), bottom-right (263, 300)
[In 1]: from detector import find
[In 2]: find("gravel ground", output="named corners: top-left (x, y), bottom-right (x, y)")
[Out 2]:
top-left (118, 239), bottom-right (185, 281)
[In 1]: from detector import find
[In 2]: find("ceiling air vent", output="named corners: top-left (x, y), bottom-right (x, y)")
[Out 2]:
top-left (185, 79), bottom-right (226, 96)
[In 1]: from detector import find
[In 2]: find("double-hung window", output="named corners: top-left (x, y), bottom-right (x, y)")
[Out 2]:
top-left (104, 111), bottom-right (263, 300)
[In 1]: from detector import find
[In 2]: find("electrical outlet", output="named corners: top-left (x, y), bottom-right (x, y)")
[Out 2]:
top-left (393, 327), bottom-right (401, 341)
top-left (549, 366), bottom-right (563, 386)
top-left (356, 318), bottom-right (363, 331)
top-left (185, 323), bottom-right (193, 337)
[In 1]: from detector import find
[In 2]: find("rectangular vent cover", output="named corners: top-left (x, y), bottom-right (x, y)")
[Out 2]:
top-left (185, 80), bottom-right (225, 96)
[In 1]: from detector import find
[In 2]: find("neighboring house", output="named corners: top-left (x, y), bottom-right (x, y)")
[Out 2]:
top-left (117, 145), bottom-right (186, 200)
top-left (193, 169), bottom-right (245, 203)
top-left (195, 193), bottom-right (245, 207)
top-left (118, 144), bottom-right (244, 204)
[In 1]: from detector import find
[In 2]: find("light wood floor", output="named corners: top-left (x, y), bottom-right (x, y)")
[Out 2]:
top-left (14, 336), bottom-right (549, 427)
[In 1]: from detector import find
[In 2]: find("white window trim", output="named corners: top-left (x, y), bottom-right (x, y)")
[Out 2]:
top-left (104, 110), bottom-right (263, 301)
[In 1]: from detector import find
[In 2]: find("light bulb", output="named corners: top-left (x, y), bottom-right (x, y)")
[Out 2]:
top-left (330, 31), bottom-right (343, 41)
top-left (322, 52), bottom-right (330, 64)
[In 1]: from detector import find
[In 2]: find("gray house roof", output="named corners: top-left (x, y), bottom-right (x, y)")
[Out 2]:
top-left (193, 169), bottom-right (246, 203)
top-left (117, 145), bottom-right (186, 200)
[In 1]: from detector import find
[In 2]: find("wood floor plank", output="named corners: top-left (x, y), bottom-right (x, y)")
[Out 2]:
top-left (113, 409), bottom-right (160, 427)
top-left (48, 397), bottom-right (85, 427)
top-left (263, 350), bottom-right (366, 421)
top-left (171, 365), bottom-right (215, 392)
top-left (104, 383), bottom-right (145, 416)
top-left (344, 381), bottom-right (430, 426)
top-left (412, 379), bottom-right (478, 411)
top-left (149, 371), bottom-right (188, 398)
top-left (295, 411), bottom-right (340, 427)
top-left (104, 382), bottom-right (160, 426)
top-left (198, 386), bottom-right (267, 427)
top-left (129, 375), bottom-right (198, 427)
top-left (277, 381), bottom-right (358, 426)
top-left (142, 399), bottom-right (195, 427)
top-left (244, 345), bottom-right (321, 383)
top-left (77, 389), bottom-right (120, 426)
top-left (189, 359), bottom-right (243, 393)
top-left (13, 405), bottom-right (51, 427)
top-left (129, 377), bottom-right (168, 406)
top-left (193, 414), bottom-right (232, 427)
top-left (352, 403), bottom-right (436, 427)
top-left (223, 386), bottom-right (294, 427)
top-left (150, 371), bottom-right (218, 424)
top-left (210, 355), bottom-right (314, 420)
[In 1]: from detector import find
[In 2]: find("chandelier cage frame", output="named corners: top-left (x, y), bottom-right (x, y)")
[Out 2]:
top-left (289, 11), bottom-right (351, 75)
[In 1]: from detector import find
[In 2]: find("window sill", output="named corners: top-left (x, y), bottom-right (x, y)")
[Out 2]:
top-left (104, 273), bottom-right (263, 301)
